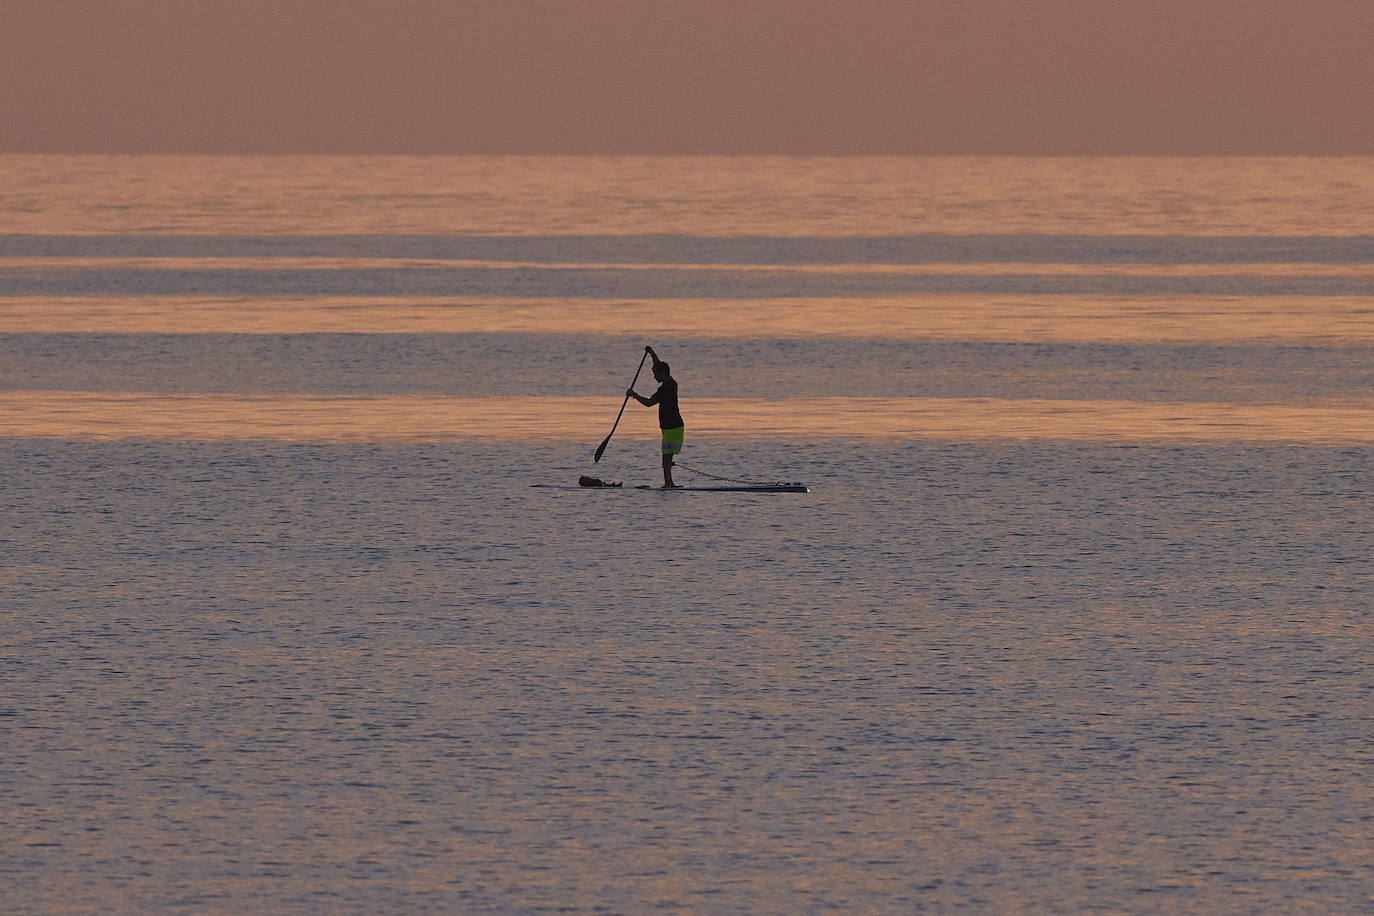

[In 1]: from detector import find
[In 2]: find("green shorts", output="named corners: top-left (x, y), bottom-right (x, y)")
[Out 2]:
top-left (661, 426), bottom-right (685, 455)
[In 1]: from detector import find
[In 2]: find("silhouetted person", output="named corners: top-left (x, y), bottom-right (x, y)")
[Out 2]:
top-left (627, 345), bottom-right (683, 488)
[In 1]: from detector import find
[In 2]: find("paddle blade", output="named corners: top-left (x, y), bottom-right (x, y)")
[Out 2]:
top-left (593, 434), bottom-right (612, 463)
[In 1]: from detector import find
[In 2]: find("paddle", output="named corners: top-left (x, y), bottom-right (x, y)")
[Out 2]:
top-left (593, 349), bottom-right (649, 463)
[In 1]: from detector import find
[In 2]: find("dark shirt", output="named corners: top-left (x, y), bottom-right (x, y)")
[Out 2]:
top-left (646, 378), bottom-right (683, 429)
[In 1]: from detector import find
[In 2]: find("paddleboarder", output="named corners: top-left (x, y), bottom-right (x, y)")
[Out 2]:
top-left (627, 345), bottom-right (684, 488)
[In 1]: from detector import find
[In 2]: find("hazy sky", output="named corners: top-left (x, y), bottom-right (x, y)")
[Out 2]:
top-left (4, 0), bottom-right (1372, 154)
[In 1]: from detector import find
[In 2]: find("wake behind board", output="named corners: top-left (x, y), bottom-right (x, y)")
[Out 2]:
top-left (530, 483), bottom-right (809, 493)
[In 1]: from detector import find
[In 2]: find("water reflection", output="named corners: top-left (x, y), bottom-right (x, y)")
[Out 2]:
top-left (4, 156), bottom-right (1374, 236)
top-left (4, 392), bottom-right (1371, 444)
top-left (4, 294), bottom-right (1373, 344)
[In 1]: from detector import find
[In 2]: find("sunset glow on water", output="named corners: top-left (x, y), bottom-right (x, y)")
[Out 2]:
top-left (4, 293), bottom-right (1373, 345)
top-left (3, 392), bottom-right (1373, 445)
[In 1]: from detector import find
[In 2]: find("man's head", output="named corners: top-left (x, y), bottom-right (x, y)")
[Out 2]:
top-left (653, 362), bottom-right (671, 382)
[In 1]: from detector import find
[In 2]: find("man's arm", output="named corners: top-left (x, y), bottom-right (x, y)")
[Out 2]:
top-left (629, 346), bottom-right (664, 405)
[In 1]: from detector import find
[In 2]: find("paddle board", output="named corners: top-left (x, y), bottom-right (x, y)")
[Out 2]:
top-left (530, 484), bottom-right (809, 493)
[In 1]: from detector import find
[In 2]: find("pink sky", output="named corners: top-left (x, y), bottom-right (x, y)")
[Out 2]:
top-left (4, 0), bottom-right (1372, 154)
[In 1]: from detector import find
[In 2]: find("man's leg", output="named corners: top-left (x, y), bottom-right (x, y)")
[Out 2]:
top-left (660, 427), bottom-right (683, 488)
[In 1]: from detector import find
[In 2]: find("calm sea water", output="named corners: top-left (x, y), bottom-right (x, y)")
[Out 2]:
top-left (2, 157), bottom-right (1372, 912)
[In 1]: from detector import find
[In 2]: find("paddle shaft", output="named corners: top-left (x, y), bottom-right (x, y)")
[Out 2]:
top-left (593, 350), bottom-right (650, 463)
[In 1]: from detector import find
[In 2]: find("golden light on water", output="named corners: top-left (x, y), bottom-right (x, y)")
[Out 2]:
top-left (4, 294), bottom-right (1372, 344)
top-left (4, 392), bottom-right (1371, 444)
top-left (4, 156), bottom-right (1374, 235)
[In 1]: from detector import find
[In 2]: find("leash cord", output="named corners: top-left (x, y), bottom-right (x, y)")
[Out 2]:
top-left (674, 460), bottom-right (801, 488)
